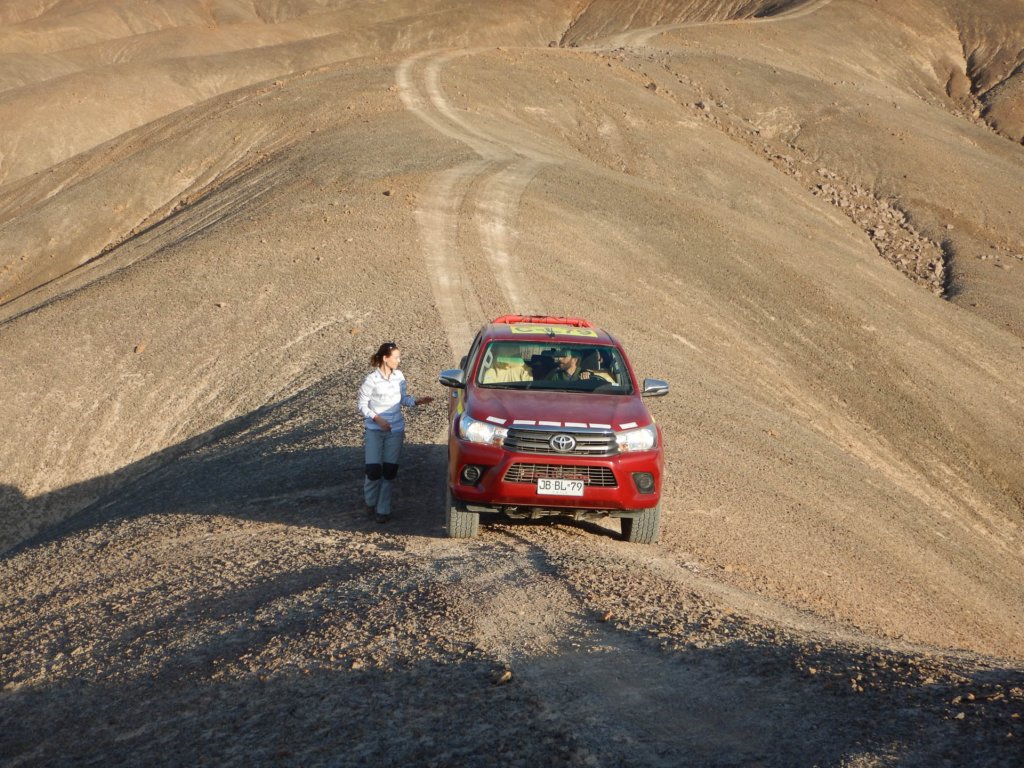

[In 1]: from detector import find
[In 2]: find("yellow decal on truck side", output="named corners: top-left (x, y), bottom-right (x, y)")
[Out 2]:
top-left (508, 324), bottom-right (599, 337)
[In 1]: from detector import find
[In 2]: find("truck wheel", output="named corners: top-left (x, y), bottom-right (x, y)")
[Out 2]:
top-left (446, 486), bottom-right (479, 538)
top-left (621, 503), bottom-right (660, 544)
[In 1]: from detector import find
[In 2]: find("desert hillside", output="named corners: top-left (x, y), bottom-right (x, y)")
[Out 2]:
top-left (2, 1), bottom-right (1023, 765)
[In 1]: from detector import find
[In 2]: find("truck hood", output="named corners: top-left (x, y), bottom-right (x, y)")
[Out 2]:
top-left (468, 388), bottom-right (652, 431)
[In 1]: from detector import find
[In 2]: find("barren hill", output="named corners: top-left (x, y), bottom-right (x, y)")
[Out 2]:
top-left (2, 1), bottom-right (1023, 765)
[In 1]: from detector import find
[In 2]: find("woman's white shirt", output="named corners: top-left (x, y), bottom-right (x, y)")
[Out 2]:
top-left (357, 369), bottom-right (417, 431)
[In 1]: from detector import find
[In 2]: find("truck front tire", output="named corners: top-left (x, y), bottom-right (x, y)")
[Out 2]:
top-left (620, 503), bottom-right (660, 544)
top-left (446, 486), bottom-right (479, 538)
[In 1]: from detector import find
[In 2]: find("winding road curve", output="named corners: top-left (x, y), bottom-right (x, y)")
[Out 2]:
top-left (389, 4), bottom-right (1016, 760)
top-left (398, 0), bottom-right (834, 356)
top-left (396, 50), bottom-right (560, 355)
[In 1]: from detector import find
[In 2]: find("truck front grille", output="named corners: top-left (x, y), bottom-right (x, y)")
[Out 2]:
top-left (504, 427), bottom-right (616, 456)
top-left (504, 463), bottom-right (617, 487)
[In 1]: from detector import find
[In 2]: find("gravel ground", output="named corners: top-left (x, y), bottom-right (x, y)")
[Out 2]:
top-left (3, 2), bottom-right (1024, 766)
top-left (2, 377), bottom-right (1021, 766)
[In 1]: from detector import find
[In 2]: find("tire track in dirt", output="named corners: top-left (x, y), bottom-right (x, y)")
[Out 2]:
top-left (396, 50), bottom-right (581, 671)
top-left (406, 522), bottom-right (986, 768)
top-left (393, 46), bottom-right (817, 758)
top-left (396, 50), bottom-right (558, 353)
top-left (394, 27), bottom-right (952, 764)
top-left (405, 509), bottom-right (722, 764)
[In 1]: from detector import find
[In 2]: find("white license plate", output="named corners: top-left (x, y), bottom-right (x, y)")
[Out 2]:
top-left (536, 478), bottom-right (584, 496)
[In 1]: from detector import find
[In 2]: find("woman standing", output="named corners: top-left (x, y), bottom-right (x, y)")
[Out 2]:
top-left (357, 342), bottom-right (433, 523)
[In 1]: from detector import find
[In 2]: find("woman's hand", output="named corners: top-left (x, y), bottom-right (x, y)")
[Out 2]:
top-left (415, 396), bottom-right (434, 406)
top-left (373, 415), bottom-right (392, 432)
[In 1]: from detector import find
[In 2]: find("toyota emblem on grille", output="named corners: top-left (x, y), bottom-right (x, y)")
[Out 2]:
top-left (549, 434), bottom-right (576, 453)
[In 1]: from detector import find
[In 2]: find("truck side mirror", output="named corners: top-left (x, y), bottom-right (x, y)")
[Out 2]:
top-left (439, 369), bottom-right (466, 388)
top-left (642, 378), bottom-right (669, 397)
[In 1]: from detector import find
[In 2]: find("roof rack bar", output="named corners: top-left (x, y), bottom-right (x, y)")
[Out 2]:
top-left (492, 315), bottom-right (595, 328)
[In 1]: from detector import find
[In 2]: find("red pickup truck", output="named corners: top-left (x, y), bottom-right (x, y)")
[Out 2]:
top-left (439, 316), bottom-right (668, 543)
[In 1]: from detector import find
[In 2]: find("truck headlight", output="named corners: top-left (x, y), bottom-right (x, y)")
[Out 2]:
top-left (459, 413), bottom-right (508, 446)
top-left (615, 424), bottom-right (657, 452)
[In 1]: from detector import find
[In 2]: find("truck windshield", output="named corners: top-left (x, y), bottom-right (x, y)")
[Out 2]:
top-left (475, 342), bottom-right (634, 394)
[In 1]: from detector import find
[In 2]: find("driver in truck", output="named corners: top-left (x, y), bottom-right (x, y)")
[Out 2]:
top-left (545, 348), bottom-right (583, 381)
top-left (546, 348), bottom-right (614, 383)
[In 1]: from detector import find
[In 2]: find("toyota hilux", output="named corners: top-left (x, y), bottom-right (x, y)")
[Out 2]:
top-left (438, 315), bottom-right (668, 543)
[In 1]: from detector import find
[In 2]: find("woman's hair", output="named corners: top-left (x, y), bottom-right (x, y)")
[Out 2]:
top-left (370, 341), bottom-right (398, 368)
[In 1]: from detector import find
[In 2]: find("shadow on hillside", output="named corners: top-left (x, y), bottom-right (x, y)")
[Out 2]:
top-left (1, 376), bottom-right (450, 557)
top-left (0, 611), bottom-right (1020, 767)
top-left (1, 381), bottom-right (622, 558)
top-left (3, 388), bottom-right (1022, 765)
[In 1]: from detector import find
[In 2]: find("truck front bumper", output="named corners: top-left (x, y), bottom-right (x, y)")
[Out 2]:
top-left (448, 440), bottom-right (662, 514)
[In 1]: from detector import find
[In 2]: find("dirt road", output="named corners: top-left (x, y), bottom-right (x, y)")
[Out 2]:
top-left (3, 1), bottom-right (1024, 765)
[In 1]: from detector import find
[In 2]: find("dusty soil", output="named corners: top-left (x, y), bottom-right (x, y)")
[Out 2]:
top-left (2, 1), bottom-right (1024, 766)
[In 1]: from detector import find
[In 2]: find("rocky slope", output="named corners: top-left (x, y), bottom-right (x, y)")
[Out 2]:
top-left (2, 1), bottom-right (1023, 765)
